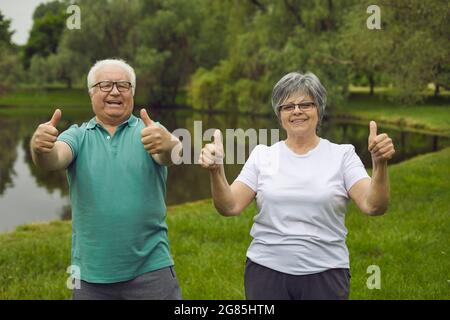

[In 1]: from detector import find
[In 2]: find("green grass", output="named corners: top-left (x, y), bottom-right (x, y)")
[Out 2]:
top-left (0, 88), bottom-right (90, 108)
top-left (0, 221), bottom-right (72, 299)
top-left (334, 92), bottom-right (450, 136)
top-left (0, 88), bottom-right (92, 118)
top-left (0, 88), bottom-right (167, 117)
top-left (1, 147), bottom-right (449, 299)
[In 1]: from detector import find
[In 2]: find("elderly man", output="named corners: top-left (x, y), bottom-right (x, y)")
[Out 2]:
top-left (30, 59), bottom-right (182, 300)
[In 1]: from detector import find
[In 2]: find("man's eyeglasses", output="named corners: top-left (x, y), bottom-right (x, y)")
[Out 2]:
top-left (278, 102), bottom-right (316, 113)
top-left (91, 81), bottom-right (133, 92)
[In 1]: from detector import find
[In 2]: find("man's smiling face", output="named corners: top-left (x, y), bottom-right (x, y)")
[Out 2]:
top-left (89, 65), bottom-right (134, 126)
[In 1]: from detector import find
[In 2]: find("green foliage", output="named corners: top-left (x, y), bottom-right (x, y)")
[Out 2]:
top-left (46, 47), bottom-right (88, 89)
top-left (26, 0), bottom-right (136, 89)
top-left (132, 0), bottom-right (229, 105)
top-left (28, 45), bottom-right (88, 89)
top-left (189, 0), bottom-right (354, 113)
top-left (23, 1), bottom-right (68, 69)
top-left (134, 47), bottom-right (172, 104)
top-left (340, 0), bottom-right (450, 102)
top-left (29, 55), bottom-right (52, 84)
top-left (0, 12), bottom-right (22, 93)
top-left (60, 0), bottom-right (141, 61)
top-left (4, 0), bottom-right (447, 106)
top-left (0, 45), bottom-right (23, 94)
top-left (0, 11), bottom-right (13, 45)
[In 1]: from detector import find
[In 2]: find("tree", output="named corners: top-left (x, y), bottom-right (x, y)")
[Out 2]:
top-left (189, 0), bottom-right (354, 113)
top-left (0, 11), bottom-right (13, 46)
top-left (22, 0), bottom-right (229, 104)
top-left (0, 11), bottom-right (22, 93)
top-left (340, 0), bottom-right (450, 102)
top-left (23, 1), bottom-right (67, 69)
top-left (133, 0), bottom-right (206, 105)
top-left (52, 0), bottom-right (141, 89)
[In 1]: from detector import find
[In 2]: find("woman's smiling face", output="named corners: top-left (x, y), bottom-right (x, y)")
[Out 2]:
top-left (278, 92), bottom-right (319, 137)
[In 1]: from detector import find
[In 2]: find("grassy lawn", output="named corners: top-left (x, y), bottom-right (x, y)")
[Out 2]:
top-left (0, 88), bottom-right (91, 118)
top-left (0, 88), bottom-right (127, 118)
top-left (1, 147), bottom-right (449, 299)
top-left (333, 92), bottom-right (450, 136)
top-left (0, 88), bottom-right (153, 118)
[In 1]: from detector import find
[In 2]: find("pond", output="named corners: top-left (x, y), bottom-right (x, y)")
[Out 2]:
top-left (0, 108), bottom-right (449, 233)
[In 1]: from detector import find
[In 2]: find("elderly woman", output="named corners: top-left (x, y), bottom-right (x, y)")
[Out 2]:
top-left (199, 71), bottom-right (395, 300)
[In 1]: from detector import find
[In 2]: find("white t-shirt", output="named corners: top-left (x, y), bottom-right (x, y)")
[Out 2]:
top-left (235, 138), bottom-right (369, 275)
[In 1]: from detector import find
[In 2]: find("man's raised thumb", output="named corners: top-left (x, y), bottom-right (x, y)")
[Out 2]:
top-left (49, 109), bottom-right (62, 127)
top-left (369, 121), bottom-right (377, 141)
top-left (140, 108), bottom-right (154, 127)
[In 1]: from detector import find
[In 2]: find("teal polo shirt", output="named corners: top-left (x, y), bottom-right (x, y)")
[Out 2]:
top-left (58, 114), bottom-right (173, 283)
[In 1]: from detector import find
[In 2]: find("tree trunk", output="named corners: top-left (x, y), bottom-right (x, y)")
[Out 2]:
top-left (434, 83), bottom-right (440, 97)
top-left (369, 75), bottom-right (375, 96)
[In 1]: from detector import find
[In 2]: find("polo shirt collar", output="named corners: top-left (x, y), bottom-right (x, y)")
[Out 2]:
top-left (86, 114), bottom-right (139, 130)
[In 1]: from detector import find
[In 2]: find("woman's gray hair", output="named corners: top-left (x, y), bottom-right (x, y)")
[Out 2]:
top-left (271, 71), bottom-right (327, 131)
top-left (87, 59), bottom-right (136, 96)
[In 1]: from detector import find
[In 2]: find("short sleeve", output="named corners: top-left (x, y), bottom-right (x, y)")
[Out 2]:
top-left (234, 145), bottom-right (261, 192)
top-left (57, 124), bottom-right (81, 160)
top-left (342, 145), bottom-right (370, 192)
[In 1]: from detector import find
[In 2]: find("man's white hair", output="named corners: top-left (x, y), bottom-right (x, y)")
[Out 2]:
top-left (87, 59), bottom-right (136, 95)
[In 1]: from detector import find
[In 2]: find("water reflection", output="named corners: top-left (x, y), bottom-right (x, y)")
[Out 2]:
top-left (0, 118), bottom-right (20, 195)
top-left (0, 142), bottom-right (70, 232)
top-left (0, 109), bottom-right (449, 233)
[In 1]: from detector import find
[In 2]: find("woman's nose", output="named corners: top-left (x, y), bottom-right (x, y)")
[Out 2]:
top-left (292, 105), bottom-right (303, 114)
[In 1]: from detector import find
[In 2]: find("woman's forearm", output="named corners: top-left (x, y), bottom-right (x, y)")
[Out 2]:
top-left (366, 160), bottom-right (390, 215)
top-left (209, 165), bottom-right (238, 216)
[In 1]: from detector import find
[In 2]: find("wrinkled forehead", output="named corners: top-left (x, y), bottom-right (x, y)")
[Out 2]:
top-left (281, 90), bottom-right (314, 105)
top-left (95, 65), bottom-right (131, 82)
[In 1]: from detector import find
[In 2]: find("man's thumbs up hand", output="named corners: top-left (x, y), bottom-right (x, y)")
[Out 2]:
top-left (368, 120), bottom-right (377, 146)
top-left (140, 108), bottom-right (171, 155)
top-left (31, 109), bottom-right (62, 154)
top-left (140, 108), bottom-right (154, 127)
top-left (199, 129), bottom-right (225, 170)
top-left (48, 109), bottom-right (62, 127)
top-left (368, 120), bottom-right (395, 163)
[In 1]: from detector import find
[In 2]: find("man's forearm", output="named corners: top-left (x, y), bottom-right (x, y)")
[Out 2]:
top-left (31, 147), bottom-right (60, 171)
top-left (154, 138), bottom-right (182, 166)
top-left (366, 160), bottom-right (390, 215)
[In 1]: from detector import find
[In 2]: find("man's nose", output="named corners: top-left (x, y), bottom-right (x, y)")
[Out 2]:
top-left (109, 84), bottom-right (121, 95)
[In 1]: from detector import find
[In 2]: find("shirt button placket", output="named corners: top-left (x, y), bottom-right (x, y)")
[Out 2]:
top-left (111, 133), bottom-right (118, 156)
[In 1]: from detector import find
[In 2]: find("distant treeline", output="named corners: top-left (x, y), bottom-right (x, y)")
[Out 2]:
top-left (0, 0), bottom-right (448, 109)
